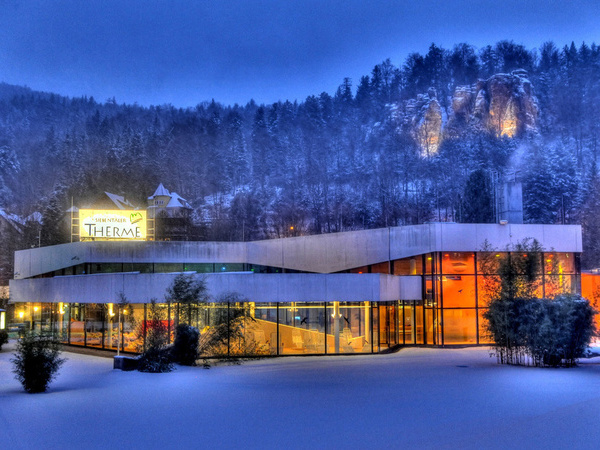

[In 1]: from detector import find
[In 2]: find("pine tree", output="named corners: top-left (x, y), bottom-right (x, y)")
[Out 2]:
top-left (461, 169), bottom-right (494, 223)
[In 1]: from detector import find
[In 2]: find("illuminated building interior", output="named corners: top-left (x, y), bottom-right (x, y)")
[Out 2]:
top-left (8, 222), bottom-right (582, 354)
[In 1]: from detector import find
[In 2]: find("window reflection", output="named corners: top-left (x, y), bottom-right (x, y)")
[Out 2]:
top-left (279, 302), bottom-right (326, 355)
top-left (544, 253), bottom-right (575, 274)
top-left (331, 302), bottom-right (371, 353)
top-left (478, 308), bottom-right (493, 344)
top-left (441, 252), bottom-right (475, 274)
top-left (393, 257), bottom-right (422, 275)
top-left (443, 309), bottom-right (477, 344)
top-left (441, 275), bottom-right (476, 308)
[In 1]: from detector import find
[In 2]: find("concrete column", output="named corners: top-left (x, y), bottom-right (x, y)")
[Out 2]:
top-left (332, 301), bottom-right (341, 353)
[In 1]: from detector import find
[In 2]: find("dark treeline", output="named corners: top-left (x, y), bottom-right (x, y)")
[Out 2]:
top-left (2, 39), bottom-right (600, 284)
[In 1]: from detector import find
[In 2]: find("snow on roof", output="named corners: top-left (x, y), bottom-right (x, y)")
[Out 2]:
top-left (0, 208), bottom-right (23, 224)
top-left (26, 211), bottom-right (43, 223)
top-left (149, 183), bottom-right (170, 199)
top-left (104, 192), bottom-right (135, 210)
top-left (167, 192), bottom-right (192, 209)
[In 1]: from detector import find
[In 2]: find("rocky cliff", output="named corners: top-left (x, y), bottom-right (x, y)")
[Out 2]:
top-left (394, 70), bottom-right (539, 156)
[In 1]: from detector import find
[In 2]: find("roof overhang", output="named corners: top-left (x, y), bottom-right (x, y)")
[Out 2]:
top-left (9, 273), bottom-right (422, 304)
top-left (13, 223), bottom-right (582, 279)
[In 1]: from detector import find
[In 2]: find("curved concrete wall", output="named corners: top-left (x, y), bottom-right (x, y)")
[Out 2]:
top-left (13, 223), bottom-right (582, 279)
top-left (10, 273), bottom-right (423, 304)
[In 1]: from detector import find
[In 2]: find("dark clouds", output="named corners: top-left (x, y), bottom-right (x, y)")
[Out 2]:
top-left (0, 0), bottom-right (598, 106)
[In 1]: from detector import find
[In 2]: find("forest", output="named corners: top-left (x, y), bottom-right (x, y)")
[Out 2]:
top-left (1, 39), bottom-right (600, 284)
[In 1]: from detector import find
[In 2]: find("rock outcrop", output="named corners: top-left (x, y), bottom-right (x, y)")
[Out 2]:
top-left (392, 88), bottom-right (444, 157)
top-left (393, 70), bottom-right (538, 156)
top-left (467, 69), bottom-right (538, 137)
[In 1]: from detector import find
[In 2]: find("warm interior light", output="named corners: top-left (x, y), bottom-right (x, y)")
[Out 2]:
top-left (19, 311), bottom-right (24, 319)
top-left (33, 306), bottom-right (39, 312)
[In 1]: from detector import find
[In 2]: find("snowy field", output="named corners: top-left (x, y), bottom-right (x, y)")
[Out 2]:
top-left (1, 343), bottom-right (600, 449)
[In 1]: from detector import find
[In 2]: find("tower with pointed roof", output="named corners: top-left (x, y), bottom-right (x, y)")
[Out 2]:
top-left (147, 184), bottom-right (193, 240)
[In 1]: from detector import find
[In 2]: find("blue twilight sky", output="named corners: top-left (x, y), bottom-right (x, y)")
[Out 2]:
top-left (0, 0), bottom-right (598, 107)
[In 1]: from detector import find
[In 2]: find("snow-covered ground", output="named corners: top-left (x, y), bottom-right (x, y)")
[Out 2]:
top-left (1, 343), bottom-right (600, 449)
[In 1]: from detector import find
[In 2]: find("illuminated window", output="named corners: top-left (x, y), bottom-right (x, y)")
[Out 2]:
top-left (442, 252), bottom-right (475, 274)
top-left (443, 309), bottom-right (477, 344)
top-left (441, 275), bottom-right (476, 308)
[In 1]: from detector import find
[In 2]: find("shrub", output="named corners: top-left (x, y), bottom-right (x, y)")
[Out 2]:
top-left (137, 346), bottom-right (173, 373)
top-left (484, 294), bottom-right (595, 367)
top-left (138, 300), bottom-right (173, 373)
top-left (0, 329), bottom-right (8, 350)
top-left (11, 333), bottom-right (65, 393)
top-left (172, 324), bottom-right (199, 366)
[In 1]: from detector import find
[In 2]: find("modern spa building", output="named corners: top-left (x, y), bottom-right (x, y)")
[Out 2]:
top-left (8, 222), bottom-right (582, 355)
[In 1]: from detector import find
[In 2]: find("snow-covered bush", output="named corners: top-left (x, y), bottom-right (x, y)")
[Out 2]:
top-left (484, 294), bottom-right (595, 367)
top-left (137, 346), bottom-right (173, 373)
top-left (11, 333), bottom-right (65, 393)
top-left (172, 324), bottom-right (199, 366)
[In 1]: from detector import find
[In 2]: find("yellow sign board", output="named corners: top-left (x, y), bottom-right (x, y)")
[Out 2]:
top-left (79, 209), bottom-right (146, 241)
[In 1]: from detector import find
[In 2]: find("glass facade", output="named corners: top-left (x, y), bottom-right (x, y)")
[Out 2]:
top-left (392, 250), bottom-right (578, 346)
top-left (10, 251), bottom-right (580, 352)
top-left (11, 300), bottom-right (420, 355)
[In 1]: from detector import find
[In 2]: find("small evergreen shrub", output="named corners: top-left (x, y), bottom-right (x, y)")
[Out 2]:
top-left (11, 333), bottom-right (65, 393)
top-left (484, 294), bottom-right (595, 367)
top-left (172, 324), bottom-right (199, 366)
top-left (138, 300), bottom-right (173, 373)
top-left (137, 346), bottom-right (173, 373)
top-left (0, 329), bottom-right (8, 350)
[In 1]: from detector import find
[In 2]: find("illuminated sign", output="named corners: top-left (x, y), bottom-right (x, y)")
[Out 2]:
top-left (79, 210), bottom-right (146, 241)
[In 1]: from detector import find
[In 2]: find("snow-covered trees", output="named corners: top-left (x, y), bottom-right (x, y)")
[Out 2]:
top-left (1, 39), bottom-right (600, 272)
